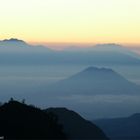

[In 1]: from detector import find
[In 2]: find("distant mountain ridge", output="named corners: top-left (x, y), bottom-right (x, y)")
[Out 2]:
top-left (94, 113), bottom-right (140, 140)
top-left (0, 38), bottom-right (52, 51)
top-left (64, 43), bottom-right (140, 59)
top-left (64, 43), bottom-right (127, 52)
top-left (0, 38), bottom-right (29, 47)
top-left (2, 38), bottom-right (26, 43)
top-left (0, 38), bottom-right (140, 65)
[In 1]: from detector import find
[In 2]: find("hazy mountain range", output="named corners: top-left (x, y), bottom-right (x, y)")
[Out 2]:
top-left (0, 38), bottom-right (140, 65)
top-left (0, 38), bottom-right (140, 119)
top-left (94, 113), bottom-right (140, 140)
top-left (20, 66), bottom-right (140, 119)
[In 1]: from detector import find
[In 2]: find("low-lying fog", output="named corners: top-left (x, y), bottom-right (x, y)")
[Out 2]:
top-left (0, 64), bottom-right (140, 119)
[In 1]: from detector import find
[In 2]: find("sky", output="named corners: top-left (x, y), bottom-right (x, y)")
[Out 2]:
top-left (0, 0), bottom-right (140, 48)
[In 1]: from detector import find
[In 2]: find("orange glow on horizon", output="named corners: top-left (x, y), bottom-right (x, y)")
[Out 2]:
top-left (0, 0), bottom-right (140, 48)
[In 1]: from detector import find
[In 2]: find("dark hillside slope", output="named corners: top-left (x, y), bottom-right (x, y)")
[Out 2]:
top-left (46, 107), bottom-right (109, 140)
top-left (0, 100), bottom-right (66, 139)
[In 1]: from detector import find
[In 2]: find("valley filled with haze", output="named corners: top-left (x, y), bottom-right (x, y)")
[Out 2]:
top-left (1, 0), bottom-right (140, 139)
top-left (0, 38), bottom-right (140, 120)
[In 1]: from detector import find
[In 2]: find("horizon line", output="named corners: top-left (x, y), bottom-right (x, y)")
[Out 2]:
top-left (1, 38), bottom-right (140, 49)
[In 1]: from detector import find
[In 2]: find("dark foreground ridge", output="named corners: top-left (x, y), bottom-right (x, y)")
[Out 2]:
top-left (46, 107), bottom-right (109, 140)
top-left (0, 100), bottom-right (66, 139)
top-left (0, 100), bottom-right (109, 140)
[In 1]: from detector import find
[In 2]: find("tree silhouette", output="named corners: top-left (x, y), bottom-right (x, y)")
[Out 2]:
top-left (21, 99), bottom-right (25, 104)
top-left (9, 97), bottom-right (14, 102)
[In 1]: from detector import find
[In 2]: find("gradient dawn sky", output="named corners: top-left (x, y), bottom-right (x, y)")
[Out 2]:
top-left (1, 0), bottom-right (140, 46)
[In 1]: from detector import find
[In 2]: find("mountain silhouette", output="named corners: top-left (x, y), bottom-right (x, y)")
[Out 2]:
top-left (0, 38), bottom-right (53, 51)
top-left (0, 38), bottom-right (53, 65)
top-left (0, 100), bottom-right (66, 139)
top-left (43, 66), bottom-right (140, 96)
top-left (62, 43), bottom-right (140, 65)
top-left (2, 38), bottom-right (26, 43)
top-left (46, 107), bottom-right (109, 140)
top-left (0, 38), bottom-right (28, 47)
top-left (0, 39), bottom-right (140, 65)
top-left (94, 113), bottom-right (140, 140)
top-left (0, 100), bottom-right (109, 140)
